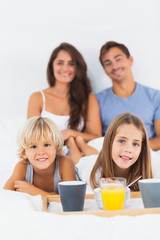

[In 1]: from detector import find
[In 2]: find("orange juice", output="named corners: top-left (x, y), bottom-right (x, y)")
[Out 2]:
top-left (100, 186), bottom-right (125, 210)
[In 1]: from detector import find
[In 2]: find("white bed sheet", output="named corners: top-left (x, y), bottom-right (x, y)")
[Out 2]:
top-left (0, 193), bottom-right (160, 240)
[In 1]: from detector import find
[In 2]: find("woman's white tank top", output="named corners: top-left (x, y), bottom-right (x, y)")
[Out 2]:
top-left (40, 91), bottom-right (84, 131)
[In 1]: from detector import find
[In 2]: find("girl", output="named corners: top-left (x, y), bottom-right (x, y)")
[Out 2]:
top-left (27, 43), bottom-right (102, 155)
top-left (3, 117), bottom-right (76, 196)
top-left (89, 113), bottom-right (153, 191)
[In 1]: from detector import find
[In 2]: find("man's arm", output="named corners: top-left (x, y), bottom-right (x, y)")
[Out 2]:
top-left (149, 119), bottom-right (160, 151)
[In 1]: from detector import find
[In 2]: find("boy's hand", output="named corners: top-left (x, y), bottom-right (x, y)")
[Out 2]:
top-left (14, 180), bottom-right (35, 194)
top-left (14, 180), bottom-right (57, 196)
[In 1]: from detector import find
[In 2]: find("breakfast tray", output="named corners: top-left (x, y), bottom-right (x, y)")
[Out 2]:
top-left (42, 192), bottom-right (160, 217)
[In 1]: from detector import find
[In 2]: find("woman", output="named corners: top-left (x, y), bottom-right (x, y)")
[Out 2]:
top-left (27, 43), bottom-right (102, 158)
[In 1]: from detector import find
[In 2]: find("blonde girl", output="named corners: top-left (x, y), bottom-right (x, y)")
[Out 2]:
top-left (4, 117), bottom-right (76, 196)
top-left (90, 113), bottom-right (153, 191)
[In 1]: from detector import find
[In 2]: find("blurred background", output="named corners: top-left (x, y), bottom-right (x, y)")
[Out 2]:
top-left (0, 0), bottom-right (160, 118)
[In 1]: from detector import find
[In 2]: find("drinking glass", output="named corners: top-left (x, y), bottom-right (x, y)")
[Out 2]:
top-left (99, 177), bottom-right (126, 210)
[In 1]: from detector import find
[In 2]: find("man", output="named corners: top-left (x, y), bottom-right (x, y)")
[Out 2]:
top-left (96, 41), bottom-right (160, 151)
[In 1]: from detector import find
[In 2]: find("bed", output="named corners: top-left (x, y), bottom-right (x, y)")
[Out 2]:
top-left (0, 115), bottom-right (160, 240)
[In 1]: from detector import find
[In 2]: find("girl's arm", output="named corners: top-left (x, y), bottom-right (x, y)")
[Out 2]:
top-left (27, 92), bottom-right (43, 119)
top-left (61, 93), bottom-right (102, 141)
top-left (59, 156), bottom-right (77, 181)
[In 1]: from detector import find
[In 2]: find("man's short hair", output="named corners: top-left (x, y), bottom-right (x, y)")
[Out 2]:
top-left (99, 41), bottom-right (131, 65)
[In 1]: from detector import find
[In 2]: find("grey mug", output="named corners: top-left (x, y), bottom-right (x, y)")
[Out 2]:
top-left (58, 181), bottom-right (86, 212)
top-left (138, 179), bottom-right (160, 208)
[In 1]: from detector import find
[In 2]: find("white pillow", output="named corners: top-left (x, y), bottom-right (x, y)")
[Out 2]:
top-left (75, 137), bottom-right (103, 193)
top-left (76, 155), bottom-right (98, 193)
top-left (0, 190), bottom-right (42, 212)
top-left (87, 137), bottom-right (104, 152)
top-left (151, 150), bottom-right (160, 178)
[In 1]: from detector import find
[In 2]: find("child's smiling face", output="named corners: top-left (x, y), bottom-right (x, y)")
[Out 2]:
top-left (111, 124), bottom-right (142, 171)
top-left (23, 137), bottom-right (57, 170)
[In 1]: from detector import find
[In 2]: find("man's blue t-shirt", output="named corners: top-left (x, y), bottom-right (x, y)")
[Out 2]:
top-left (96, 83), bottom-right (160, 139)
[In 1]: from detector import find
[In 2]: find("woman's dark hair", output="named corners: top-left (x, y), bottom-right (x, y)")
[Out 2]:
top-left (47, 43), bottom-right (91, 130)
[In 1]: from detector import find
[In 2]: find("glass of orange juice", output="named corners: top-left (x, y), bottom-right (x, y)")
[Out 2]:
top-left (99, 177), bottom-right (126, 210)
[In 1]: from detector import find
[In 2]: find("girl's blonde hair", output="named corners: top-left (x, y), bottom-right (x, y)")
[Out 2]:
top-left (17, 117), bottom-right (64, 160)
top-left (90, 113), bottom-right (153, 189)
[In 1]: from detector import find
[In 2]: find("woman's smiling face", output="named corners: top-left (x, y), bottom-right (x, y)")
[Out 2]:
top-left (53, 50), bottom-right (76, 84)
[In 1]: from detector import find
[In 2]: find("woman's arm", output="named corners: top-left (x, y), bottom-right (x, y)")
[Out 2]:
top-left (27, 92), bottom-right (43, 119)
top-left (61, 93), bottom-right (102, 141)
top-left (83, 93), bottom-right (102, 138)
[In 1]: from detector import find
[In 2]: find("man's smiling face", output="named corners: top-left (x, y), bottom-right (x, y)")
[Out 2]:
top-left (102, 47), bottom-right (133, 83)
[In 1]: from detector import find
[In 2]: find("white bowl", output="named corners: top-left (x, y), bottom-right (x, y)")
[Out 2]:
top-left (93, 187), bottom-right (130, 209)
top-left (94, 187), bottom-right (103, 209)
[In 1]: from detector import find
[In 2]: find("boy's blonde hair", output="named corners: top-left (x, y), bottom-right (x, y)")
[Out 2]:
top-left (90, 113), bottom-right (153, 190)
top-left (17, 117), bottom-right (64, 160)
